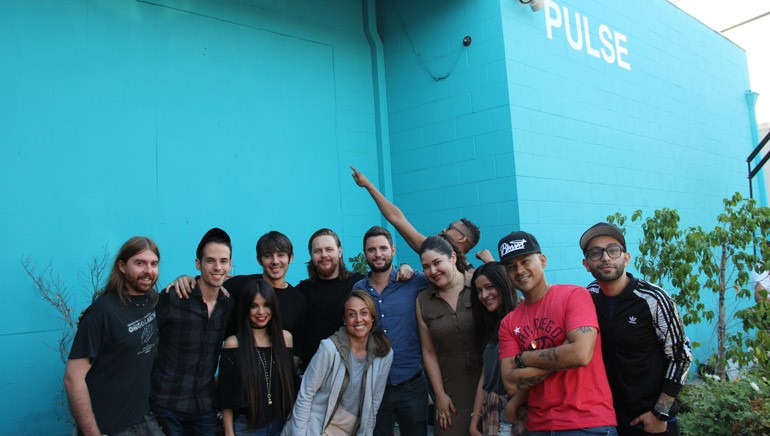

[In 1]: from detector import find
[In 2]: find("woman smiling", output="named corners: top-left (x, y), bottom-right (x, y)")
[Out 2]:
top-left (283, 290), bottom-right (392, 435)
top-left (416, 235), bottom-right (481, 435)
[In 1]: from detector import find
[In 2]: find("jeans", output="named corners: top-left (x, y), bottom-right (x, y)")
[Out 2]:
top-left (499, 415), bottom-right (513, 436)
top-left (233, 416), bottom-right (284, 436)
top-left (110, 413), bottom-right (166, 436)
top-left (374, 370), bottom-right (429, 436)
top-left (150, 402), bottom-right (218, 436)
top-left (529, 426), bottom-right (618, 436)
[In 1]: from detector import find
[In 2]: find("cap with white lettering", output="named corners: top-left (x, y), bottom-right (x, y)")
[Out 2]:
top-left (497, 231), bottom-right (542, 263)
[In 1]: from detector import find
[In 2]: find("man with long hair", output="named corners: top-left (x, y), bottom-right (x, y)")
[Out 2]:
top-left (296, 228), bottom-right (365, 370)
top-left (64, 236), bottom-right (164, 436)
top-left (150, 228), bottom-right (235, 435)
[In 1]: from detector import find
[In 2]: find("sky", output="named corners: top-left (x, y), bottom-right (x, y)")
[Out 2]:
top-left (670, 0), bottom-right (770, 127)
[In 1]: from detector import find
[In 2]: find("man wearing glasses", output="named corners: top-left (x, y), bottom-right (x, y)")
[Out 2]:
top-left (350, 166), bottom-right (480, 257)
top-left (580, 222), bottom-right (692, 436)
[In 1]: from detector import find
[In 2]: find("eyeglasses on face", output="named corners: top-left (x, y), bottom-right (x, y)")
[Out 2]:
top-left (584, 245), bottom-right (624, 261)
top-left (446, 223), bottom-right (466, 238)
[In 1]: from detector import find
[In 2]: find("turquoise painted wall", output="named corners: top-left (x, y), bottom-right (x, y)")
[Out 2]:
top-left (1, 0), bottom-right (758, 432)
top-left (378, 0), bottom-right (755, 367)
top-left (500, 0), bottom-right (754, 365)
top-left (1, 0), bottom-right (384, 433)
top-left (375, 0), bottom-right (517, 270)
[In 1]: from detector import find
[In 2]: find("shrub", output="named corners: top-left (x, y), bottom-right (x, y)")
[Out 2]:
top-left (679, 370), bottom-right (770, 435)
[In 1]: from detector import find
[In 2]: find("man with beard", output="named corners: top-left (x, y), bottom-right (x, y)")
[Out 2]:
top-left (350, 166), bottom-right (481, 259)
top-left (497, 230), bottom-right (617, 435)
top-left (64, 237), bottom-right (164, 436)
top-left (353, 226), bottom-right (430, 436)
top-left (150, 228), bottom-right (235, 435)
top-left (296, 228), bottom-right (365, 370)
top-left (580, 222), bottom-right (691, 436)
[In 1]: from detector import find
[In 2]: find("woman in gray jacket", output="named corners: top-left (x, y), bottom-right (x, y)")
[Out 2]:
top-left (283, 290), bottom-right (393, 436)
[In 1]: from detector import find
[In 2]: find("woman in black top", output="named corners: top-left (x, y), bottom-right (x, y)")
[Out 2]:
top-left (218, 278), bottom-right (295, 436)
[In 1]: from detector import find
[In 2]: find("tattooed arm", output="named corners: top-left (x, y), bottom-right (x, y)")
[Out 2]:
top-left (518, 326), bottom-right (598, 370)
top-left (500, 356), bottom-right (553, 396)
top-left (629, 392), bottom-right (675, 433)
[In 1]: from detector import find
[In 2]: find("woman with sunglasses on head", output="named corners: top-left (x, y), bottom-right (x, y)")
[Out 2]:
top-left (416, 235), bottom-right (482, 435)
top-left (469, 263), bottom-right (528, 436)
top-left (218, 278), bottom-right (295, 436)
top-left (282, 290), bottom-right (393, 435)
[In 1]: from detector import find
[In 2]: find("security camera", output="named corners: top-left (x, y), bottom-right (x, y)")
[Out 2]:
top-left (518, 0), bottom-right (545, 12)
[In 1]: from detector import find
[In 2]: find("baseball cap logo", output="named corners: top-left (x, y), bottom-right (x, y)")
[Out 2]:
top-left (499, 239), bottom-right (527, 257)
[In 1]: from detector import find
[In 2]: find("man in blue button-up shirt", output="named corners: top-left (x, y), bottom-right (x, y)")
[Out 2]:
top-left (353, 226), bottom-right (430, 436)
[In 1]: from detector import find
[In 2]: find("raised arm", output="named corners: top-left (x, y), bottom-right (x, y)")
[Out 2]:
top-left (351, 165), bottom-right (427, 252)
top-left (64, 358), bottom-right (101, 436)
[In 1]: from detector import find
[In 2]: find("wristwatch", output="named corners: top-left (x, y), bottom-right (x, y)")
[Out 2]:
top-left (651, 409), bottom-right (670, 421)
top-left (514, 352), bottom-right (526, 368)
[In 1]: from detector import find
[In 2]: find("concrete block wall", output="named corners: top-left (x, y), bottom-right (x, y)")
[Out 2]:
top-left (375, 0), bottom-right (517, 269)
top-left (501, 0), bottom-right (754, 361)
top-left (0, 0), bottom-right (382, 432)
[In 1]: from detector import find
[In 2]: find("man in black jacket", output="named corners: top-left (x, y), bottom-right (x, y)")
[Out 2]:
top-left (580, 222), bottom-right (692, 436)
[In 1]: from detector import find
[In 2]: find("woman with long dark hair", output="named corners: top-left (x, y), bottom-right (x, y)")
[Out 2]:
top-left (282, 290), bottom-right (393, 435)
top-left (218, 278), bottom-right (295, 436)
top-left (416, 235), bottom-right (481, 435)
top-left (469, 263), bottom-right (527, 436)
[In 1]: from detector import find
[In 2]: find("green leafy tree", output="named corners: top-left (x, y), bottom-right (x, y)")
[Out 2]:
top-left (609, 192), bottom-right (770, 379)
top-left (348, 253), bottom-right (369, 275)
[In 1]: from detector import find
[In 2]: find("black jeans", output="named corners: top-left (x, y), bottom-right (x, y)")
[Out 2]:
top-left (374, 370), bottom-right (429, 436)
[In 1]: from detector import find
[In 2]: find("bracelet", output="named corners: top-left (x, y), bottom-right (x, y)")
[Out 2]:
top-left (471, 412), bottom-right (482, 417)
top-left (515, 352), bottom-right (526, 368)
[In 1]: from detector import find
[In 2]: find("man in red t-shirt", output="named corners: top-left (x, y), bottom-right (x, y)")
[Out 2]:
top-left (496, 230), bottom-right (617, 435)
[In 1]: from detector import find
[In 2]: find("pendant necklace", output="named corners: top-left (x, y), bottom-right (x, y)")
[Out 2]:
top-left (257, 347), bottom-right (274, 406)
top-left (523, 299), bottom-right (543, 350)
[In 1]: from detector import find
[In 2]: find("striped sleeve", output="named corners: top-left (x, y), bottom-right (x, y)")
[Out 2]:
top-left (638, 281), bottom-right (692, 397)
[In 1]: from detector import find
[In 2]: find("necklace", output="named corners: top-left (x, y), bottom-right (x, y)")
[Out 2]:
top-left (256, 347), bottom-right (273, 406)
top-left (130, 294), bottom-right (149, 307)
top-left (522, 298), bottom-right (544, 350)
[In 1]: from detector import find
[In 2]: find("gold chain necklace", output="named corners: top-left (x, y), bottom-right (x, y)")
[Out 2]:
top-left (256, 347), bottom-right (274, 406)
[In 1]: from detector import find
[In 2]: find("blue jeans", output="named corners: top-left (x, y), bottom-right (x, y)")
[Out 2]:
top-left (374, 370), bottom-right (429, 436)
top-left (150, 402), bottom-right (217, 436)
top-left (530, 426), bottom-right (618, 436)
top-left (234, 416), bottom-right (284, 436)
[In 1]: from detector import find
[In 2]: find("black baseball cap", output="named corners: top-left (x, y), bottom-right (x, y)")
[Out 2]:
top-left (579, 222), bottom-right (625, 251)
top-left (497, 231), bottom-right (541, 263)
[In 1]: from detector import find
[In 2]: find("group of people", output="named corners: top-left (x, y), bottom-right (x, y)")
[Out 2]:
top-left (63, 167), bottom-right (693, 436)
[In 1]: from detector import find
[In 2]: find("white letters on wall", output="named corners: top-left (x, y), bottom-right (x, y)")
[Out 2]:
top-left (544, 0), bottom-right (631, 71)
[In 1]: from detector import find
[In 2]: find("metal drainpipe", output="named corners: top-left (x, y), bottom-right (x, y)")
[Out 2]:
top-left (746, 91), bottom-right (767, 205)
top-left (362, 0), bottom-right (397, 230)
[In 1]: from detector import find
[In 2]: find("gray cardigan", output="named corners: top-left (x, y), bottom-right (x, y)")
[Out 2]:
top-left (282, 327), bottom-right (393, 435)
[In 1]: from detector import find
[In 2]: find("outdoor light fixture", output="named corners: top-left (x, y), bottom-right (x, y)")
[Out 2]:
top-left (518, 0), bottom-right (545, 12)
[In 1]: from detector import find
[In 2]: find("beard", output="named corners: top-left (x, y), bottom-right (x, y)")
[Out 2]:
top-left (315, 257), bottom-right (340, 279)
top-left (367, 258), bottom-right (393, 274)
top-left (590, 264), bottom-right (625, 282)
top-left (125, 273), bottom-right (157, 294)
